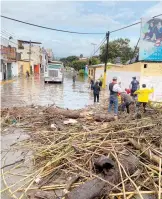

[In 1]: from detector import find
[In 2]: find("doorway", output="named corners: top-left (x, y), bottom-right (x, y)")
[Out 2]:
top-left (7, 63), bottom-right (12, 79)
top-left (34, 64), bottom-right (40, 74)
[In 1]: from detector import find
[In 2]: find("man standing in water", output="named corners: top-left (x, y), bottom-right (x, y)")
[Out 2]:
top-left (72, 71), bottom-right (76, 83)
top-left (108, 77), bottom-right (122, 116)
top-left (93, 81), bottom-right (100, 103)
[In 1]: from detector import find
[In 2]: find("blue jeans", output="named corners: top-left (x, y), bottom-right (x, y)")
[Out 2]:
top-left (108, 95), bottom-right (118, 115)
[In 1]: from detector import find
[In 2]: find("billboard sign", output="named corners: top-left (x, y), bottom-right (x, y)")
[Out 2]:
top-left (139, 17), bottom-right (162, 61)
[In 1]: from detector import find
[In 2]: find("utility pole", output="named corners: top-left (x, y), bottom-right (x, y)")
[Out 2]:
top-left (29, 40), bottom-right (31, 74)
top-left (103, 31), bottom-right (110, 88)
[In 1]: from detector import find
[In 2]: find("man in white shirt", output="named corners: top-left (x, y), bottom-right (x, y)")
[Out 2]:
top-left (108, 77), bottom-right (122, 116)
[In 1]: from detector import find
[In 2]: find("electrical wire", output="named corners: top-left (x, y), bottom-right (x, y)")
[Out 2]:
top-left (1, 36), bottom-right (41, 57)
top-left (110, 13), bottom-right (162, 33)
top-left (1, 29), bottom-right (16, 37)
top-left (1, 36), bottom-right (18, 46)
top-left (1, 15), bottom-right (105, 35)
top-left (91, 13), bottom-right (162, 55)
top-left (129, 37), bottom-right (140, 64)
top-left (152, 13), bottom-right (162, 18)
top-left (1, 13), bottom-right (162, 57)
top-left (92, 37), bottom-right (106, 56)
top-left (2, 13), bottom-right (161, 36)
top-left (1, 30), bottom-right (12, 37)
top-left (110, 22), bottom-right (141, 34)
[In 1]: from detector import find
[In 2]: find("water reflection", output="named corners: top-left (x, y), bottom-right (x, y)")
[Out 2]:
top-left (1, 72), bottom-right (93, 109)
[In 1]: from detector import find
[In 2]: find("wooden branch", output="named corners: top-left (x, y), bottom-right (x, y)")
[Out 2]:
top-left (65, 151), bottom-right (139, 199)
top-left (129, 138), bottom-right (160, 165)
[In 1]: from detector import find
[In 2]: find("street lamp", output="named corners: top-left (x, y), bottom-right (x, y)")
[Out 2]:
top-left (8, 36), bottom-right (13, 46)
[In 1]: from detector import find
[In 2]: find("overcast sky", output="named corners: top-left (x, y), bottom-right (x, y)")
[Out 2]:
top-left (1, 1), bottom-right (162, 58)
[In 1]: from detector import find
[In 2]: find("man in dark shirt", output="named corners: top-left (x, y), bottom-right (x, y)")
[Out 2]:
top-left (130, 77), bottom-right (139, 99)
top-left (93, 81), bottom-right (100, 103)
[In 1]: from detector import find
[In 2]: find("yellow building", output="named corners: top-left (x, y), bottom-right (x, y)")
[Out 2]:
top-left (88, 62), bottom-right (162, 102)
top-left (18, 61), bottom-right (30, 76)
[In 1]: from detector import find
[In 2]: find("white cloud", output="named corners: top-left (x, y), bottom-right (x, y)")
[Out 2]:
top-left (1, 1), bottom-right (122, 57)
top-left (142, 2), bottom-right (162, 18)
top-left (1, 1), bottom-right (161, 57)
top-left (114, 11), bottom-right (135, 20)
top-left (100, 1), bottom-right (117, 7)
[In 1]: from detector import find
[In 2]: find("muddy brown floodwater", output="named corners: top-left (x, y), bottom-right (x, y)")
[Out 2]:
top-left (1, 72), bottom-right (94, 109)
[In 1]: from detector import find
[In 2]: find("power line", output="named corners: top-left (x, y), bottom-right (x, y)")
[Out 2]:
top-left (1, 36), bottom-right (41, 57)
top-left (92, 37), bottom-right (106, 56)
top-left (1, 29), bottom-right (15, 37)
top-left (91, 13), bottom-right (162, 55)
top-left (1, 15), bottom-right (105, 35)
top-left (1, 30), bottom-right (12, 37)
top-left (129, 37), bottom-right (140, 64)
top-left (1, 13), bottom-right (161, 57)
top-left (110, 22), bottom-right (141, 34)
top-left (1, 36), bottom-right (18, 46)
top-left (153, 13), bottom-right (162, 18)
top-left (110, 13), bottom-right (162, 34)
top-left (1, 13), bottom-right (162, 36)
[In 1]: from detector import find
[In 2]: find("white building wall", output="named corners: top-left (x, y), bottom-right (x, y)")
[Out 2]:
top-left (11, 62), bottom-right (18, 77)
top-left (17, 45), bottom-right (41, 65)
top-left (0, 73), bottom-right (2, 81)
top-left (106, 70), bottom-right (140, 91)
top-left (95, 68), bottom-right (140, 91)
top-left (140, 76), bottom-right (162, 102)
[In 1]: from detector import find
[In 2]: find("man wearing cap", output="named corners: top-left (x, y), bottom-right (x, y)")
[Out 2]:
top-left (108, 77), bottom-right (122, 116)
top-left (130, 77), bottom-right (139, 99)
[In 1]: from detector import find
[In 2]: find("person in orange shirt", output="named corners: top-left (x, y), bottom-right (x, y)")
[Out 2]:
top-left (134, 84), bottom-right (154, 113)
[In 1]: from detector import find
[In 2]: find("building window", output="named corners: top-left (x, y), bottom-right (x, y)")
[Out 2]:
top-left (89, 69), bottom-right (90, 75)
top-left (91, 69), bottom-right (93, 76)
top-left (144, 64), bottom-right (147, 68)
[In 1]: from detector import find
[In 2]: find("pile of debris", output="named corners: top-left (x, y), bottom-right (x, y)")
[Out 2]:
top-left (1, 105), bottom-right (162, 199)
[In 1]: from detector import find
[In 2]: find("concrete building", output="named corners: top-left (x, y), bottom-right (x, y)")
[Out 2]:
top-left (79, 57), bottom-right (88, 61)
top-left (17, 40), bottom-right (42, 75)
top-left (88, 62), bottom-right (162, 102)
top-left (0, 44), bottom-right (19, 80)
top-left (17, 60), bottom-right (30, 76)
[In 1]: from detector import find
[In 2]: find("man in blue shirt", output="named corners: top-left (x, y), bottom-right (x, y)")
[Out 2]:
top-left (130, 77), bottom-right (139, 99)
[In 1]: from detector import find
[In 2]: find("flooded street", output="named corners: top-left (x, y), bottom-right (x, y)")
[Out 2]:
top-left (1, 72), bottom-right (94, 109)
top-left (0, 72), bottom-right (98, 198)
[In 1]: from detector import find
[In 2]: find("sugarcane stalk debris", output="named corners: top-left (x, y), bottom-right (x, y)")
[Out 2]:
top-left (1, 104), bottom-right (162, 199)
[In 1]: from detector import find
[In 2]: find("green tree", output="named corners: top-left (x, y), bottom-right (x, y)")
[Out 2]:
top-left (60, 56), bottom-right (79, 67)
top-left (100, 38), bottom-right (134, 64)
top-left (71, 60), bottom-right (87, 71)
top-left (89, 57), bottom-right (100, 65)
top-left (66, 56), bottom-right (79, 62)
